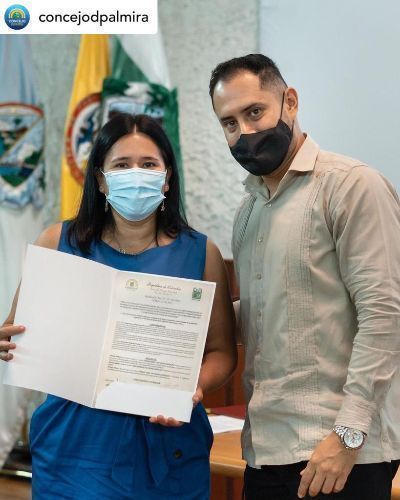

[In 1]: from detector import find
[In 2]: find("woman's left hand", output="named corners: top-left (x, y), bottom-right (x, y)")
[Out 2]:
top-left (192, 385), bottom-right (203, 408)
top-left (149, 386), bottom-right (203, 427)
top-left (149, 415), bottom-right (184, 427)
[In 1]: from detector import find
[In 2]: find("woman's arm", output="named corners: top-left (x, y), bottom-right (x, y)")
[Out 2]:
top-left (197, 239), bottom-right (237, 395)
top-left (149, 238), bottom-right (237, 426)
top-left (0, 223), bottom-right (63, 361)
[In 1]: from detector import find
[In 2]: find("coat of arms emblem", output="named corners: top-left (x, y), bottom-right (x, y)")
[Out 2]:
top-left (0, 103), bottom-right (45, 208)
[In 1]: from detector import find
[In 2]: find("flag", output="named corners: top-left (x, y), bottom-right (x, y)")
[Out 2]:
top-left (111, 34), bottom-right (172, 88)
top-left (0, 34), bottom-right (45, 468)
top-left (102, 33), bottom-right (185, 201)
top-left (60, 35), bottom-right (110, 221)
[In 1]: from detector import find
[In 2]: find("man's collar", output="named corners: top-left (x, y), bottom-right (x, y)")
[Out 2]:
top-left (288, 134), bottom-right (319, 172)
top-left (243, 134), bottom-right (320, 194)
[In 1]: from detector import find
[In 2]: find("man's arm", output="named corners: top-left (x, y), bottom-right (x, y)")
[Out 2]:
top-left (298, 165), bottom-right (400, 498)
top-left (331, 165), bottom-right (400, 431)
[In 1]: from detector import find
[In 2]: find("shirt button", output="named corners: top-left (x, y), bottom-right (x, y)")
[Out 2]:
top-left (256, 273), bottom-right (262, 280)
top-left (258, 236), bottom-right (263, 243)
top-left (256, 347), bottom-right (261, 354)
top-left (173, 449), bottom-right (183, 459)
top-left (257, 311), bottom-right (262, 318)
top-left (266, 203), bottom-right (272, 207)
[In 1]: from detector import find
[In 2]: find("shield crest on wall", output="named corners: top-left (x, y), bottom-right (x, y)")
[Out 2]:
top-left (0, 102), bottom-right (45, 208)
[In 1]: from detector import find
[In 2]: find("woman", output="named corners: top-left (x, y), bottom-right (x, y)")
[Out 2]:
top-left (0, 113), bottom-right (237, 499)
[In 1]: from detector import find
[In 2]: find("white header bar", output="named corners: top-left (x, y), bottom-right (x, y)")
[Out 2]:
top-left (0, 0), bottom-right (158, 34)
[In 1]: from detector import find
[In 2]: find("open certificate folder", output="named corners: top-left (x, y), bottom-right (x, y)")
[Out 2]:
top-left (3, 245), bottom-right (216, 422)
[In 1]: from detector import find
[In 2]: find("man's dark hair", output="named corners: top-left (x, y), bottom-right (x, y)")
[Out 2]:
top-left (209, 53), bottom-right (287, 101)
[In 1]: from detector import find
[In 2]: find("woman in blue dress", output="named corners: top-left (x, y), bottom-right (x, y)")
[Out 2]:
top-left (0, 113), bottom-right (237, 499)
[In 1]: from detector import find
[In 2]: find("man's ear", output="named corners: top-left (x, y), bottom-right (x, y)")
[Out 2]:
top-left (285, 87), bottom-right (299, 119)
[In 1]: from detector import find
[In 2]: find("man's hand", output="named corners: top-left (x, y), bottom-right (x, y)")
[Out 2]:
top-left (297, 431), bottom-right (358, 498)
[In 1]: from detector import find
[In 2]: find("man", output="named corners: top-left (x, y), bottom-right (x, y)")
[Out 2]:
top-left (209, 54), bottom-right (400, 499)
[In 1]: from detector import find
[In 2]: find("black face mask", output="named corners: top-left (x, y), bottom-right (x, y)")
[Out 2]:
top-left (229, 93), bottom-right (293, 176)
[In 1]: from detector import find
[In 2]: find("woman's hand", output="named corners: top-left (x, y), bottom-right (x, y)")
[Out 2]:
top-left (192, 385), bottom-right (203, 408)
top-left (149, 385), bottom-right (203, 427)
top-left (149, 415), bottom-right (184, 427)
top-left (0, 324), bottom-right (25, 361)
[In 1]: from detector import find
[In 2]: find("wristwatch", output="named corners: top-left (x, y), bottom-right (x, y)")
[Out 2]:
top-left (333, 425), bottom-right (366, 450)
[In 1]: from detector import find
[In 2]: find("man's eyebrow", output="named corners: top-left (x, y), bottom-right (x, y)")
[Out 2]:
top-left (220, 102), bottom-right (266, 122)
top-left (219, 114), bottom-right (235, 123)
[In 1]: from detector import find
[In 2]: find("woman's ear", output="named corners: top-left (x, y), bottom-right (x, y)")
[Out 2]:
top-left (164, 168), bottom-right (172, 193)
top-left (96, 169), bottom-right (107, 195)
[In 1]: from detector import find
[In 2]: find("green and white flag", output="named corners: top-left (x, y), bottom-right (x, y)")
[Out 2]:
top-left (112, 34), bottom-right (172, 88)
top-left (101, 33), bottom-right (184, 201)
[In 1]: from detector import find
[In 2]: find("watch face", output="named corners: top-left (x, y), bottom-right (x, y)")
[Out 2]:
top-left (344, 428), bottom-right (364, 449)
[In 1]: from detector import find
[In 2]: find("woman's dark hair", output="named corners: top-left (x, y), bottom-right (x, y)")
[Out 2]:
top-left (68, 113), bottom-right (191, 254)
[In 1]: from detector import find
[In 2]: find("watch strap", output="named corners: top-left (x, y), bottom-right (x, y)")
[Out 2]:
top-left (333, 425), bottom-right (366, 449)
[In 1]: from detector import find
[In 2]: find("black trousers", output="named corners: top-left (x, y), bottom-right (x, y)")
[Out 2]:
top-left (243, 460), bottom-right (400, 500)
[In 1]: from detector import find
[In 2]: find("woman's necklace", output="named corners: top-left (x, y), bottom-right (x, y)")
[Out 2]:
top-left (112, 232), bottom-right (157, 256)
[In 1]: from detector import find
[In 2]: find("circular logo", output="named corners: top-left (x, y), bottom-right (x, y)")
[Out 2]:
top-left (4, 4), bottom-right (30, 30)
top-left (65, 93), bottom-right (101, 186)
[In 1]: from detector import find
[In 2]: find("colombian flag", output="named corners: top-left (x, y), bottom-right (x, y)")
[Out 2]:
top-left (60, 35), bottom-right (110, 221)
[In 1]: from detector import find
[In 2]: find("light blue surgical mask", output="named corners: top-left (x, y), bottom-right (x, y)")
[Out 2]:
top-left (102, 167), bottom-right (166, 222)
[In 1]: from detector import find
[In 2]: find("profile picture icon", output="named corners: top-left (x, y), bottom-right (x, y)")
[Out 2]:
top-left (4, 4), bottom-right (30, 30)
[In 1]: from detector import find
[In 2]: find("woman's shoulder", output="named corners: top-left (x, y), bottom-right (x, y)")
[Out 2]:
top-left (180, 229), bottom-right (223, 255)
top-left (179, 227), bottom-right (207, 241)
top-left (177, 228), bottom-right (208, 250)
top-left (203, 237), bottom-right (226, 282)
top-left (189, 228), bottom-right (206, 237)
top-left (34, 222), bottom-right (64, 250)
top-left (180, 229), bottom-right (223, 261)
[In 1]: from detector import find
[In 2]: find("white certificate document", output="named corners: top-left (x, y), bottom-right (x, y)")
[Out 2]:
top-left (3, 245), bottom-right (216, 422)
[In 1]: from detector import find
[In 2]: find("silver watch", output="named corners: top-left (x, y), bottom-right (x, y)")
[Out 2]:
top-left (333, 425), bottom-right (366, 450)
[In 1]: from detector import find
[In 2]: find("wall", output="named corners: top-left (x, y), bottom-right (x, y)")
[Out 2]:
top-left (29, 34), bottom-right (80, 224)
top-left (260, 0), bottom-right (400, 192)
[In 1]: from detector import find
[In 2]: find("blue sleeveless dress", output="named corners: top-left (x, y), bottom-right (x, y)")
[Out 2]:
top-left (29, 223), bottom-right (213, 499)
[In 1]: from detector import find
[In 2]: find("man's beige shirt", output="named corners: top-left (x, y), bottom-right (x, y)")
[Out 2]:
top-left (232, 135), bottom-right (400, 466)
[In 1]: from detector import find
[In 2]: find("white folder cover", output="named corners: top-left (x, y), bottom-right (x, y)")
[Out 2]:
top-left (3, 245), bottom-right (216, 422)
